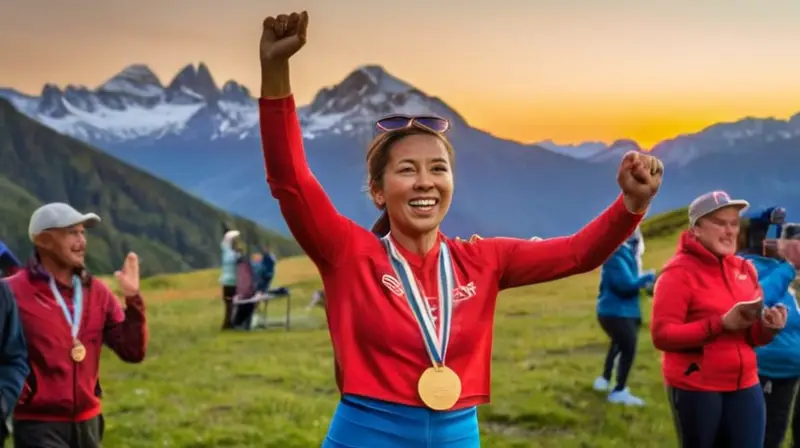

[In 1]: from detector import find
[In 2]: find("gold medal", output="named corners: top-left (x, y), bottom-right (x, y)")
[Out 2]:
top-left (71, 340), bottom-right (86, 363)
top-left (417, 365), bottom-right (462, 411)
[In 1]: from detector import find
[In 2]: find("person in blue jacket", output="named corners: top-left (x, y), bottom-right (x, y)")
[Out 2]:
top-left (738, 206), bottom-right (800, 448)
top-left (253, 245), bottom-right (277, 294)
top-left (592, 226), bottom-right (656, 406)
top-left (0, 279), bottom-right (29, 445)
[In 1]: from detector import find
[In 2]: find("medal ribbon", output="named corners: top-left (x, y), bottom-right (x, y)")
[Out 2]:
top-left (383, 235), bottom-right (456, 367)
top-left (48, 275), bottom-right (83, 341)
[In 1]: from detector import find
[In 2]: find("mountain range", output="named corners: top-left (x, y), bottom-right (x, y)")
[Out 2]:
top-left (0, 97), bottom-right (300, 276)
top-left (2, 63), bottom-right (799, 237)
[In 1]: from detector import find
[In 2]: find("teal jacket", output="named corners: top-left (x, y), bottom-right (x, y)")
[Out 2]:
top-left (219, 241), bottom-right (238, 287)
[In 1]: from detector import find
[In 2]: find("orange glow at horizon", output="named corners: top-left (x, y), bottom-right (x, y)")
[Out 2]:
top-left (3, 0), bottom-right (800, 150)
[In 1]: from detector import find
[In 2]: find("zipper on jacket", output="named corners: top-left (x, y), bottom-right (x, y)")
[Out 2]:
top-left (72, 357), bottom-right (78, 438)
top-left (720, 262), bottom-right (745, 390)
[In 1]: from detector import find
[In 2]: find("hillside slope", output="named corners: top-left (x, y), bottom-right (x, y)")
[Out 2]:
top-left (0, 99), bottom-right (300, 276)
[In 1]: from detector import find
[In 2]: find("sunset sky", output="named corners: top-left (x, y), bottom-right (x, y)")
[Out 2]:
top-left (2, 0), bottom-right (800, 149)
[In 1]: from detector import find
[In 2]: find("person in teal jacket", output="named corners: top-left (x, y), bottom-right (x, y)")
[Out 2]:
top-left (738, 206), bottom-right (800, 448)
top-left (219, 229), bottom-right (241, 330)
top-left (592, 227), bottom-right (655, 406)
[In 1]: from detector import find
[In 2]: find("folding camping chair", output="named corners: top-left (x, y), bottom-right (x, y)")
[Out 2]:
top-left (232, 287), bottom-right (292, 331)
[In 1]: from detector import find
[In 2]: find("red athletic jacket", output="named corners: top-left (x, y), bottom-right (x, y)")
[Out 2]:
top-left (7, 258), bottom-right (147, 422)
top-left (259, 95), bottom-right (644, 409)
top-left (651, 231), bottom-right (774, 392)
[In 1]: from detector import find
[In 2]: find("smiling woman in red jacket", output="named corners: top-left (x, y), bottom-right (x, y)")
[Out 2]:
top-left (651, 191), bottom-right (788, 448)
top-left (259, 11), bottom-right (664, 448)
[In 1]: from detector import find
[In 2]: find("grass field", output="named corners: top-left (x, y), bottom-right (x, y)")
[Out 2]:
top-left (92, 225), bottom-right (689, 448)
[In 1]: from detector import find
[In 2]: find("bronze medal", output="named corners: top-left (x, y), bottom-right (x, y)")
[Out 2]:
top-left (71, 340), bottom-right (86, 363)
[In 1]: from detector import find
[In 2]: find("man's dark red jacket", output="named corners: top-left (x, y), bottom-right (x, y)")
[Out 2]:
top-left (6, 258), bottom-right (147, 422)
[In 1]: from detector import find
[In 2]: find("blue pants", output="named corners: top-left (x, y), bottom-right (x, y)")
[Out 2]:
top-left (667, 384), bottom-right (765, 448)
top-left (322, 394), bottom-right (480, 448)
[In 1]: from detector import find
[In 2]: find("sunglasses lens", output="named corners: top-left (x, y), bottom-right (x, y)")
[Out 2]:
top-left (377, 116), bottom-right (412, 131)
top-left (416, 117), bottom-right (449, 133)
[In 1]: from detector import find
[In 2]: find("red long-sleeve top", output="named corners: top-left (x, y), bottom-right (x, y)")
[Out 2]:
top-left (259, 95), bottom-right (643, 409)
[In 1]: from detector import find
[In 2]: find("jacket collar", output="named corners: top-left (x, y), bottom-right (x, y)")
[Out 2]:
top-left (26, 252), bottom-right (92, 286)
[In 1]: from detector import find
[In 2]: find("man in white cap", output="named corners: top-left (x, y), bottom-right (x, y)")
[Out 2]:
top-left (5, 203), bottom-right (148, 448)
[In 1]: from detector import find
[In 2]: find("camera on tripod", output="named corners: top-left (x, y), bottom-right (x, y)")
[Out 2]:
top-left (743, 206), bottom-right (800, 259)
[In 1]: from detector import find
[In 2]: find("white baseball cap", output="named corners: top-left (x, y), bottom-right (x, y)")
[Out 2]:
top-left (28, 203), bottom-right (101, 242)
top-left (688, 191), bottom-right (749, 227)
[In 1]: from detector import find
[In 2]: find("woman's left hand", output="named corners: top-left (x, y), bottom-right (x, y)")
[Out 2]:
top-left (762, 304), bottom-right (789, 333)
top-left (617, 151), bottom-right (664, 214)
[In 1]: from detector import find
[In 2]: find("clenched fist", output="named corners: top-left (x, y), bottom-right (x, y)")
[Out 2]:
top-left (617, 151), bottom-right (664, 214)
top-left (260, 11), bottom-right (309, 64)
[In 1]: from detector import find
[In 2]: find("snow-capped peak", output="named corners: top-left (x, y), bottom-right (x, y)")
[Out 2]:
top-left (0, 63), bottom-right (476, 143)
top-left (298, 64), bottom-right (465, 140)
top-left (0, 62), bottom-right (466, 145)
top-left (98, 64), bottom-right (163, 98)
top-left (165, 63), bottom-right (220, 104)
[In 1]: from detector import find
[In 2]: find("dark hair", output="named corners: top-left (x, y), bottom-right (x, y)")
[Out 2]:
top-left (365, 127), bottom-right (455, 236)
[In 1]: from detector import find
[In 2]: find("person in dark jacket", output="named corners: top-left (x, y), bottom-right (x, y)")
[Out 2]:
top-left (6, 203), bottom-right (147, 448)
top-left (738, 206), bottom-right (800, 448)
top-left (592, 227), bottom-right (655, 406)
top-left (0, 281), bottom-right (29, 446)
top-left (251, 246), bottom-right (277, 294)
top-left (257, 245), bottom-right (277, 293)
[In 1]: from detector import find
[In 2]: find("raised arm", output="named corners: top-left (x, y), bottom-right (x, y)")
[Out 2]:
top-left (103, 253), bottom-right (146, 363)
top-left (650, 268), bottom-right (724, 351)
top-left (488, 151), bottom-right (662, 289)
top-left (259, 11), bottom-right (356, 270)
top-left (488, 195), bottom-right (644, 289)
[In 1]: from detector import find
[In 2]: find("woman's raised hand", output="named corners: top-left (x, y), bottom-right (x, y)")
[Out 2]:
top-left (261, 11), bottom-right (309, 65)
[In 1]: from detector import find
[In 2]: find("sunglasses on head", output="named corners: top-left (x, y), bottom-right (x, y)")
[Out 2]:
top-left (375, 115), bottom-right (450, 134)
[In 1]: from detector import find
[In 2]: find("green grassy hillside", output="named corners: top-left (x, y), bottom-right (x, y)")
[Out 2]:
top-left (0, 99), bottom-right (301, 276)
top-left (83, 209), bottom-right (702, 448)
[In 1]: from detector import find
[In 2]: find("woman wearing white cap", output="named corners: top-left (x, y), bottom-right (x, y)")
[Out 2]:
top-left (219, 229), bottom-right (241, 330)
top-left (650, 190), bottom-right (789, 447)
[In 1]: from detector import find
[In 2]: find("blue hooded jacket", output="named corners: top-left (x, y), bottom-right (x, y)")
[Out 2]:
top-left (738, 205), bottom-right (800, 378)
top-left (742, 254), bottom-right (800, 378)
top-left (596, 229), bottom-right (655, 319)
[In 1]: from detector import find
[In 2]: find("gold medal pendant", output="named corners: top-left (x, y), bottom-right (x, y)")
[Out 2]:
top-left (417, 365), bottom-right (462, 411)
top-left (71, 340), bottom-right (86, 363)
